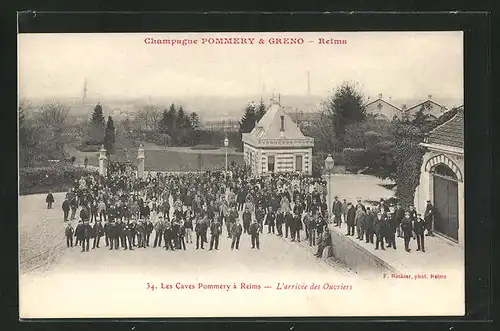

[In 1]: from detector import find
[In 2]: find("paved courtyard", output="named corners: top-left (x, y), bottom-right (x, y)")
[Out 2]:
top-left (19, 174), bottom-right (464, 318)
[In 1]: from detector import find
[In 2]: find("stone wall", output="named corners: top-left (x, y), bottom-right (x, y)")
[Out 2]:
top-left (329, 227), bottom-right (399, 275)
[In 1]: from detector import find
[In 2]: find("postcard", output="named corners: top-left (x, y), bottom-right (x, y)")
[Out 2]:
top-left (18, 30), bottom-right (464, 318)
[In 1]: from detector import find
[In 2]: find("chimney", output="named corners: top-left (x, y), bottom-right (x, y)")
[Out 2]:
top-left (378, 93), bottom-right (383, 99)
top-left (428, 94), bottom-right (432, 100)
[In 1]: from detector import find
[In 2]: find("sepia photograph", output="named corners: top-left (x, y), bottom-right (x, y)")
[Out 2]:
top-left (18, 31), bottom-right (465, 318)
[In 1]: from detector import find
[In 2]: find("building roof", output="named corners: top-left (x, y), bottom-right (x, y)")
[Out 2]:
top-left (406, 99), bottom-right (447, 112)
top-left (251, 103), bottom-right (308, 140)
top-left (426, 106), bottom-right (464, 149)
top-left (365, 98), bottom-right (403, 111)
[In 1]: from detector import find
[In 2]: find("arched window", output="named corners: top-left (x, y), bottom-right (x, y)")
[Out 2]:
top-left (432, 164), bottom-right (457, 180)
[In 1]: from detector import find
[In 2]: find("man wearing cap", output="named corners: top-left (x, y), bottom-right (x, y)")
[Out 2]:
top-left (92, 220), bottom-right (104, 249)
top-left (249, 218), bottom-right (260, 249)
top-left (231, 219), bottom-right (243, 250)
top-left (332, 196), bottom-right (342, 227)
top-left (393, 202), bottom-right (405, 237)
top-left (424, 200), bottom-right (435, 236)
top-left (209, 217), bottom-right (222, 251)
top-left (153, 215), bottom-right (164, 248)
top-left (414, 213), bottom-right (426, 252)
top-left (345, 203), bottom-right (356, 236)
top-left (123, 219), bottom-right (135, 250)
top-left (373, 211), bottom-right (386, 250)
top-left (386, 212), bottom-right (397, 250)
top-left (291, 211), bottom-right (302, 242)
top-left (364, 207), bottom-right (375, 244)
top-left (401, 211), bottom-right (413, 252)
top-left (195, 215), bottom-right (206, 250)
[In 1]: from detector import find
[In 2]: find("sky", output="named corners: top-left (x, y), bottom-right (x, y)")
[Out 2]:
top-left (18, 31), bottom-right (463, 101)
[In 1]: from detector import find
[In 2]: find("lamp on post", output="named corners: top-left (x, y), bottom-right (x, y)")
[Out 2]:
top-left (324, 154), bottom-right (335, 220)
top-left (224, 137), bottom-right (229, 175)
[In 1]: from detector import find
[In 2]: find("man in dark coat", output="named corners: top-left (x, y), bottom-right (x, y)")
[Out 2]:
top-left (276, 209), bottom-right (284, 237)
top-left (231, 220), bottom-right (243, 250)
top-left (393, 202), bottom-right (405, 237)
top-left (424, 200), bottom-right (435, 236)
top-left (70, 197), bottom-right (78, 220)
top-left (153, 215), bottom-right (164, 248)
top-left (401, 212), bottom-right (413, 252)
top-left (332, 196), bottom-right (343, 227)
top-left (92, 221), bottom-right (104, 249)
top-left (195, 216), bottom-right (205, 250)
top-left (249, 219), bottom-right (260, 249)
top-left (65, 223), bottom-right (74, 247)
top-left (122, 220), bottom-right (135, 250)
top-left (291, 211), bottom-right (302, 242)
top-left (414, 213), bottom-right (426, 252)
top-left (80, 220), bottom-right (92, 252)
top-left (209, 218), bottom-right (222, 251)
top-left (265, 210), bottom-right (276, 234)
top-left (255, 206), bottom-right (264, 233)
top-left (386, 212), bottom-right (397, 250)
top-left (364, 207), bottom-right (375, 244)
top-left (345, 203), bottom-right (356, 236)
top-left (46, 191), bottom-right (55, 209)
top-left (242, 208), bottom-right (252, 235)
top-left (162, 220), bottom-right (173, 250)
top-left (108, 220), bottom-right (118, 250)
top-left (308, 214), bottom-right (317, 246)
top-left (145, 218), bottom-right (153, 247)
top-left (374, 211), bottom-right (386, 250)
top-left (62, 198), bottom-right (70, 222)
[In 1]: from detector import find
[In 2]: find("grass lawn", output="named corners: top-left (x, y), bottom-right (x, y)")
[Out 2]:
top-left (85, 149), bottom-right (244, 172)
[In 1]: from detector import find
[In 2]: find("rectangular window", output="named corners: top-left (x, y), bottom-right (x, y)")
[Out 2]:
top-left (280, 116), bottom-right (285, 131)
top-left (295, 155), bottom-right (303, 172)
top-left (268, 155), bottom-right (275, 173)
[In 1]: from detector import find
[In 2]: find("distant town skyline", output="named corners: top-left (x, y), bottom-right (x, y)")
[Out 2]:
top-left (19, 31), bottom-right (463, 102)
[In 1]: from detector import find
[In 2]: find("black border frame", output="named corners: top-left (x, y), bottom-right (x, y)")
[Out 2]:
top-left (3, 9), bottom-right (493, 331)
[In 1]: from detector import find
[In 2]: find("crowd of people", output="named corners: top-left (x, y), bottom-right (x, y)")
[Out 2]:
top-left (49, 162), bottom-right (435, 257)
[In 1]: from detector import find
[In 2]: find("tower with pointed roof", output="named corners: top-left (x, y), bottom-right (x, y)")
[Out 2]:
top-left (242, 101), bottom-right (314, 175)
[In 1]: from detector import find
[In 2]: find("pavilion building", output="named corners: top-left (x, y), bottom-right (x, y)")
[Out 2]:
top-left (242, 100), bottom-right (314, 176)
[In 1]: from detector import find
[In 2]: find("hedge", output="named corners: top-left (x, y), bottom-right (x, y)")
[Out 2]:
top-left (19, 166), bottom-right (96, 195)
top-left (76, 144), bottom-right (100, 152)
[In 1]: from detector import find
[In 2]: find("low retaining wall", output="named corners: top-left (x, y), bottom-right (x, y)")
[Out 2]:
top-left (329, 227), bottom-right (399, 275)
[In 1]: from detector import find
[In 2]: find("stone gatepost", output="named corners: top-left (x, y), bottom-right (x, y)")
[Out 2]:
top-left (99, 145), bottom-right (107, 176)
top-left (137, 144), bottom-right (145, 178)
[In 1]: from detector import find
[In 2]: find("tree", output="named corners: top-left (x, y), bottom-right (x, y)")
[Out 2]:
top-left (189, 112), bottom-right (200, 130)
top-left (34, 102), bottom-right (71, 160)
top-left (237, 103), bottom-right (258, 151)
top-left (134, 105), bottom-right (161, 132)
top-left (390, 119), bottom-right (426, 208)
top-left (255, 99), bottom-right (267, 123)
top-left (104, 116), bottom-right (116, 156)
top-left (318, 81), bottom-right (367, 152)
top-left (18, 101), bottom-right (40, 167)
top-left (89, 102), bottom-right (105, 144)
top-left (239, 102), bottom-right (257, 134)
top-left (412, 105), bottom-right (435, 133)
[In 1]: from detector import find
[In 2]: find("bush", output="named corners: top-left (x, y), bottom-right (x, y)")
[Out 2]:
top-left (19, 166), bottom-right (96, 195)
top-left (341, 148), bottom-right (366, 166)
